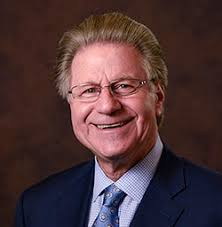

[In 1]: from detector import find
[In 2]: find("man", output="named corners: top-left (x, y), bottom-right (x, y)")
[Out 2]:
top-left (15, 12), bottom-right (222, 227)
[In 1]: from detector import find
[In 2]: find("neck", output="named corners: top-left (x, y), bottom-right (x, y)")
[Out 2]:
top-left (96, 136), bottom-right (157, 181)
top-left (97, 160), bottom-right (129, 181)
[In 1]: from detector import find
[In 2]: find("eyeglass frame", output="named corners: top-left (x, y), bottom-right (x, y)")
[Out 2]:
top-left (68, 78), bottom-right (154, 102)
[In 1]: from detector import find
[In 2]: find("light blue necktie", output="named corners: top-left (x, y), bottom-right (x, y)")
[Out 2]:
top-left (93, 184), bottom-right (126, 227)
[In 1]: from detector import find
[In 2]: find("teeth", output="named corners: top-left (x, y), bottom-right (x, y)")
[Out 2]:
top-left (96, 122), bottom-right (124, 129)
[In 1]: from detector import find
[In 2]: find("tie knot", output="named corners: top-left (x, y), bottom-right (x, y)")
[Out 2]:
top-left (103, 184), bottom-right (126, 208)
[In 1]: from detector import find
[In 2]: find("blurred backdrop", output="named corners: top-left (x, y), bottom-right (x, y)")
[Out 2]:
top-left (1, 0), bottom-right (221, 226)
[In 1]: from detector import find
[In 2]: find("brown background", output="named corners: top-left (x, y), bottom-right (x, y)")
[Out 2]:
top-left (1, 0), bottom-right (221, 226)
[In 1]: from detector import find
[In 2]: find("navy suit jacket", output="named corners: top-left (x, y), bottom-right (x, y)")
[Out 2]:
top-left (15, 146), bottom-right (222, 226)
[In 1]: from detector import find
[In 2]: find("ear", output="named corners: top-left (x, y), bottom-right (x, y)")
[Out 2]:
top-left (154, 83), bottom-right (165, 117)
top-left (66, 94), bottom-right (72, 105)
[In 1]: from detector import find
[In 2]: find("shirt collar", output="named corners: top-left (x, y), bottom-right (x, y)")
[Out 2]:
top-left (92, 134), bottom-right (163, 203)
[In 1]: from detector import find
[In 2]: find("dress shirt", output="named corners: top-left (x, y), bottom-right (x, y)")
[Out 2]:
top-left (87, 135), bottom-right (163, 227)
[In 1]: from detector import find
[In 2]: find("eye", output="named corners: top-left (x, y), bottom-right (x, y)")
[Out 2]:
top-left (80, 85), bottom-right (100, 97)
top-left (119, 83), bottom-right (131, 88)
top-left (84, 87), bottom-right (97, 93)
top-left (114, 82), bottom-right (133, 90)
top-left (113, 81), bottom-right (135, 92)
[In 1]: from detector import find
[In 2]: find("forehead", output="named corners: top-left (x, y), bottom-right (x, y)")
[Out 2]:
top-left (70, 42), bottom-right (147, 84)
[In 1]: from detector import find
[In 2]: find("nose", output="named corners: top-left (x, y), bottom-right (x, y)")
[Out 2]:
top-left (95, 87), bottom-right (122, 115)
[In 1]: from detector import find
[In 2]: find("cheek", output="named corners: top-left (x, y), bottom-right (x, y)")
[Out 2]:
top-left (136, 97), bottom-right (157, 129)
top-left (70, 103), bottom-right (91, 132)
top-left (70, 105), bottom-right (92, 146)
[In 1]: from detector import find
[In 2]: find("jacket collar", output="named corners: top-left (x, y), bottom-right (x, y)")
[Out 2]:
top-left (130, 146), bottom-right (186, 227)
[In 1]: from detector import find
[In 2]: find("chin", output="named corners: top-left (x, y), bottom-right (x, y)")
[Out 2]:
top-left (96, 146), bottom-right (134, 162)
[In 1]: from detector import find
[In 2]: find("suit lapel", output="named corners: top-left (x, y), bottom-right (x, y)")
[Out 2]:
top-left (130, 147), bottom-right (186, 227)
top-left (55, 161), bottom-right (95, 227)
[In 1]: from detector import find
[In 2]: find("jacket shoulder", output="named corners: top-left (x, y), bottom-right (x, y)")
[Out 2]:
top-left (20, 160), bottom-right (94, 204)
top-left (182, 156), bottom-right (222, 192)
top-left (164, 146), bottom-right (222, 196)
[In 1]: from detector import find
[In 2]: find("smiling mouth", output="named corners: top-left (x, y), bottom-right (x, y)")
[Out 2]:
top-left (95, 119), bottom-right (133, 129)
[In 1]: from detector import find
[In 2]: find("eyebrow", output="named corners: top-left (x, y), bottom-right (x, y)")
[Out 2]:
top-left (73, 75), bottom-right (141, 86)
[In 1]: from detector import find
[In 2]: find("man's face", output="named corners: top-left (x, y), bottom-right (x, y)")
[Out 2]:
top-left (69, 43), bottom-right (164, 165)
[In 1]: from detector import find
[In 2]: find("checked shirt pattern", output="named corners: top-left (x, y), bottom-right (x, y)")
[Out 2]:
top-left (93, 184), bottom-right (126, 227)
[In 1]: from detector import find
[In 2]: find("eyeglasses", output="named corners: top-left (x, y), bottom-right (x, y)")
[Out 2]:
top-left (68, 78), bottom-right (152, 102)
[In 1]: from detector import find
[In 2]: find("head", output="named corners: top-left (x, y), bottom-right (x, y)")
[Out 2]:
top-left (55, 12), bottom-right (168, 170)
top-left (55, 12), bottom-right (168, 126)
